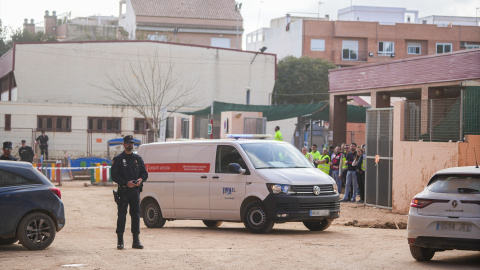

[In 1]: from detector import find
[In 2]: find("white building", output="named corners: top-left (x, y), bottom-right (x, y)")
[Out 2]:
top-left (338, 6), bottom-right (419, 24)
top-left (0, 41), bottom-right (275, 159)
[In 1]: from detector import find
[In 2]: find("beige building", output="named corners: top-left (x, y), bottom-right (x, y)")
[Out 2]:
top-left (119, 0), bottom-right (244, 49)
top-left (0, 41), bottom-right (275, 159)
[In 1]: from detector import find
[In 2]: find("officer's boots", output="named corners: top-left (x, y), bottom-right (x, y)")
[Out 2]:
top-left (117, 233), bottom-right (124, 250)
top-left (132, 233), bottom-right (144, 249)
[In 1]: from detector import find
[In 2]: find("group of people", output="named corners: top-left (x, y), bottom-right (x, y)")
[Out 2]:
top-left (302, 143), bottom-right (366, 203)
top-left (0, 130), bottom-right (49, 162)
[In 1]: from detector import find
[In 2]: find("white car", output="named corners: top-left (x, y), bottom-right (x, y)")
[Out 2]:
top-left (407, 166), bottom-right (480, 261)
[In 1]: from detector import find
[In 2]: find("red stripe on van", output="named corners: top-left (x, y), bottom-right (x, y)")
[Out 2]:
top-left (146, 163), bottom-right (210, 173)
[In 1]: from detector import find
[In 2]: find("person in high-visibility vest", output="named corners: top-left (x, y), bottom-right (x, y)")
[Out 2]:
top-left (330, 146), bottom-right (343, 194)
top-left (310, 144), bottom-right (321, 162)
top-left (302, 147), bottom-right (313, 163)
top-left (273, 126), bottom-right (283, 141)
top-left (315, 148), bottom-right (331, 174)
top-left (356, 148), bottom-right (365, 204)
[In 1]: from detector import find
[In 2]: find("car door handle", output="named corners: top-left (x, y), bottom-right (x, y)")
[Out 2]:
top-left (201, 176), bottom-right (208, 179)
top-left (212, 176), bottom-right (219, 179)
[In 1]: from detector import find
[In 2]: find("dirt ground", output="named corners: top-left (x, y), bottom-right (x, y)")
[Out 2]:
top-left (1, 181), bottom-right (479, 270)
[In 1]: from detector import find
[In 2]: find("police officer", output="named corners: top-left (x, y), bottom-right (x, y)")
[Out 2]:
top-left (35, 130), bottom-right (49, 160)
top-left (111, 135), bottom-right (148, 250)
top-left (1, 141), bottom-right (17, 161)
top-left (19, 140), bottom-right (35, 163)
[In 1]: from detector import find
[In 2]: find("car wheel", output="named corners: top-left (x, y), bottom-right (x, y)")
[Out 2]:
top-left (303, 219), bottom-right (333, 231)
top-left (243, 201), bottom-right (274, 234)
top-left (409, 245), bottom-right (435, 261)
top-left (202, 220), bottom-right (223, 228)
top-left (142, 199), bottom-right (166, 228)
top-left (17, 213), bottom-right (56, 250)
top-left (0, 237), bottom-right (18, 245)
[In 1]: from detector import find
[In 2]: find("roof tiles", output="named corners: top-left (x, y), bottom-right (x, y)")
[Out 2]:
top-left (131, 0), bottom-right (242, 20)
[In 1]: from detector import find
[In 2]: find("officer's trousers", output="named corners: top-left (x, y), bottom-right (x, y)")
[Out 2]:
top-left (116, 188), bottom-right (140, 234)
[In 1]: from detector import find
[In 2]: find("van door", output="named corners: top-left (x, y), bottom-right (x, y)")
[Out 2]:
top-left (210, 145), bottom-right (247, 220)
top-left (174, 144), bottom-right (213, 219)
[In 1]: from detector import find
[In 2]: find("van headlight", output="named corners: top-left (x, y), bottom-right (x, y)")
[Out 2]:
top-left (267, 184), bottom-right (292, 194)
top-left (333, 183), bottom-right (338, 194)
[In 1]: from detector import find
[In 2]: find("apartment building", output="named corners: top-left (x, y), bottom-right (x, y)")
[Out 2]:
top-left (119, 0), bottom-right (244, 49)
top-left (246, 6), bottom-right (480, 66)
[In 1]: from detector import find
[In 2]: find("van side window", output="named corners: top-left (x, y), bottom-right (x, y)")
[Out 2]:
top-left (215, 145), bottom-right (247, 173)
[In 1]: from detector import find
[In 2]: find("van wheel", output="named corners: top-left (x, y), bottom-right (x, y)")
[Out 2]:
top-left (142, 199), bottom-right (166, 228)
top-left (409, 245), bottom-right (435, 261)
top-left (17, 213), bottom-right (56, 250)
top-left (243, 202), bottom-right (274, 234)
top-left (202, 220), bottom-right (223, 228)
top-left (303, 219), bottom-right (332, 231)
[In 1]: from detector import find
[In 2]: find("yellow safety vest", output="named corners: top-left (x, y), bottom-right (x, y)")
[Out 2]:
top-left (317, 154), bottom-right (331, 174)
top-left (310, 151), bottom-right (321, 161)
top-left (361, 156), bottom-right (366, 171)
top-left (342, 154), bottom-right (348, 169)
top-left (274, 130), bottom-right (283, 141)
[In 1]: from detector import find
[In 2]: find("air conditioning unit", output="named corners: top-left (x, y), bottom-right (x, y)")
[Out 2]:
top-left (460, 41), bottom-right (467, 48)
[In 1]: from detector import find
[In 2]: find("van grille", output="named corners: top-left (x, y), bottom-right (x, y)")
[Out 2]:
top-left (293, 185), bottom-right (334, 195)
top-left (299, 202), bottom-right (339, 210)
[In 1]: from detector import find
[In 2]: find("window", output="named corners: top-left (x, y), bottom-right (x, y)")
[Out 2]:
top-left (4, 114), bottom-right (11, 131)
top-left (436, 43), bottom-right (452, 54)
top-left (0, 169), bottom-right (42, 187)
top-left (342, 40), bottom-right (358, 60)
top-left (88, 117), bottom-right (121, 133)
top-left (215, 145), bottom-right (248, 173)
top-left (311, 39), bottom-right (325, 51)
top-left (428, 174), bottom-right (480, 194)
top-left (134, 118), bottom-right (149, 134)
top-left (147, 34), bottom-right (167, 42)
top-left (166, 117), bottom-right (174, 138)
top-left (37, 116), bottom-right (71, 132)
top-left (466, 44), bottom-right (480, 49)
top-left (378, 41), bottom-right (395, 56)
top-left (407, 43), bottom-right (421, 55)
top-left (211, 37), bottom-right (231, 48)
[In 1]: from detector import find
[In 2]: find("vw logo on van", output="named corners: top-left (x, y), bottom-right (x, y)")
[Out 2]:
top-left (452, 200), bottom-right (458, 208)
top-left (313, 186), bottom-right (320, 195)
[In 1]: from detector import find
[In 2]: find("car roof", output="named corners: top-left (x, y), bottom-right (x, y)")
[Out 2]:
top-left (141, 139), bottom-right (285, 147)
top-left (434, 166), bottom-right (480, 175)
top-left (0, 160), bottom-right (34, 169)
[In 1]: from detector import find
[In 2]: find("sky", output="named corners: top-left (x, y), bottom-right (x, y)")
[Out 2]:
top-left (1, 0), bottom-right (479, 40)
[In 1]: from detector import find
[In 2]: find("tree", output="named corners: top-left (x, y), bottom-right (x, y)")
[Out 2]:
top-left (272, 56), bottom-right (336, 105)
top-left (99, 50), bottom-right (197, 141)
top-left (0, 20), bottom-right (11, 57)
top-left (9, 28), bottom-right (57, 43)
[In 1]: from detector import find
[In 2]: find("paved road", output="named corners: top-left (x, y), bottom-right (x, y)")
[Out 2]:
top-left (0, 181), bottom-right (478, 270)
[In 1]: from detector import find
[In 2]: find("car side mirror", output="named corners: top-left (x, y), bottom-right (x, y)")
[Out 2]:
top-left (228, 163), bottom-right (246, 175)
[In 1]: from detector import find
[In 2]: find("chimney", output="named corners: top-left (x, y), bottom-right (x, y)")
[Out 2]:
top-left (44, 10), bottom-right (58, 36)
top-left (23, 18), bottom-right (35, 34)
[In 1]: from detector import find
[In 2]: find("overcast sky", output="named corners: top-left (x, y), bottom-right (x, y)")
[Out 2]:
top-left (1, 0), bottom-right (479, 39)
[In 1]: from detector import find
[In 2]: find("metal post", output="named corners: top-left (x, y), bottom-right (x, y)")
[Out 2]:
top-left (429, 99), bottom-right (433, 142)
top-left (309, 118), bottom-right (313, 150)
top-left (460, 90), bottom-right (464, 141)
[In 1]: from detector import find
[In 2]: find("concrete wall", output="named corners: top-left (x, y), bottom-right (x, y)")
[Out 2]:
top-left (392, 101), bottom-right (480, 214)
top-left (258, 18), bottom-right (303, 61)
top-left (13, 41), bottom-right (275, 109)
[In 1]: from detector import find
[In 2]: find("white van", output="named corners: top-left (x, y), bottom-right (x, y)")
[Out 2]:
top-left (138, 139), bottom-right (340, 234)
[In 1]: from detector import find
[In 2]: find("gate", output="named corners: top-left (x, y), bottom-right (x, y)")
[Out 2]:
top-left (365, 108), bottom-right (393, 208)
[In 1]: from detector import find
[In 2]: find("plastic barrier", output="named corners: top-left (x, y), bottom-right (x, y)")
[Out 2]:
top-left (33, 161), bottom-right (63, 186)
top-left (90, 163), bottom-right (113, 185)
top-left (32, 163), bottom-right (112, 186)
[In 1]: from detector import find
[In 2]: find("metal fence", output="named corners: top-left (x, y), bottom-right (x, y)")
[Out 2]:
top-left (404, 97), bottom-right (461, 142)
top-left (243, 117), bottom-right (266, 134)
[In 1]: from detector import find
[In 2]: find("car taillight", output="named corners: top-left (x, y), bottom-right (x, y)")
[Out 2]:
top-left (50, 188), bottom-right (61, 199)
top-left (410, 198), bottom-right (448, 208)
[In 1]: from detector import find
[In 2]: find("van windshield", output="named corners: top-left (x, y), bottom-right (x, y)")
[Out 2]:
top-left (240, 143), bottom-right (313, 169)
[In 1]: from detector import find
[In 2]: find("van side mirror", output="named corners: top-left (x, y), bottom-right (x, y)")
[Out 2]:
top-left (228, 163), bottom-right (246, 175)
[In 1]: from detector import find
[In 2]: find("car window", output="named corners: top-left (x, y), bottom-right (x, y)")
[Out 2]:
top-left (0, 169), bottom-right (42, 187)
top-left (428, 174), bottom-right (480, 194)
top-left (215, 145), bottom-right (247, 173)
top-left (241, 143), bottom-right (313, 169)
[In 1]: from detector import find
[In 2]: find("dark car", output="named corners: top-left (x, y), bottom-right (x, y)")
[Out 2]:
top-left (0, 161), bottom-right (65, 250)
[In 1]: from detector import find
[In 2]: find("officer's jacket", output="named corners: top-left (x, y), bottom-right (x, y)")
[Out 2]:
top-left (111, 152), bottom-right (148, 187)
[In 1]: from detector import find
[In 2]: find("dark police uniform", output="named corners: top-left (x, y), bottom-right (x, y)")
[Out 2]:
top-left (36, 133), bottom-right (49, 160)
top-left (111, 135), bottom-right (147, 249)
top-left (19, 141), bottom-right (35, 163)
top-left (1, 141), bottom-right (17, 161)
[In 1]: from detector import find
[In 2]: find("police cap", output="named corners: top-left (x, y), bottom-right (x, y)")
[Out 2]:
top-left (21, 140), bottom-right (26, 143)
top-left (3, 141), bottom-right (12, 149)
top-left (123, 135), bottom-right (135, 143)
